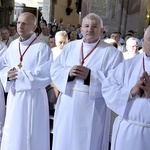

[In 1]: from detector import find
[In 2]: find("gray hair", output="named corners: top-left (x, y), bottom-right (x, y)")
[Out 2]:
top-left (55, 30), bottom-right (68, 39)
top-left (126, 37), bottom-right (138, 46)
top-left (82, 13), bottom-right (103, 28)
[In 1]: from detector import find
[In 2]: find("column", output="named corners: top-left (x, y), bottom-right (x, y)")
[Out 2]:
top-left (42, 0), bottom-right (52, 23)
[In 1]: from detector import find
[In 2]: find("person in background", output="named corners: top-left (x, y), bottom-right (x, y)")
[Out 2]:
top-left (118, 32), bottom-right (125, 45)
top-left (102, 25), bottom-right (150, 150)
top-left (110, 32), bottom-right (125, 52)
top-left (52, 19), bottom-right (58, 26)
top-left (76, 24), bottom-right (83, 39)
top-left (38, 26), bottom-right (50, 46)
top-left (68, 30), bottom-right (78, 42)
top-left (50, 13), bottom-right (123, 150)
top-left (0, 27), bottom-right (13, 47)
top-left (51, 30), bottom-right (68, 60)
top-left (0, 12), bottom-right (52, 150)
top-left (8, 24), bottom-right (19, 40)
top-left (49, 35), bottom-right (56, 48)
top-left (101, 30), bottom-right (109, 41)
top-left (57, 24), bottom-right (65, 31)
top-left (39, 18), bottom-right (47, 29)
top-left (34, 26), bottom-right (41, 36)
top-left (104, 37), bottom-right (119, 149)
top-left (49, 30), bottom-right (68, 149)
top-left (50, 25), bottom-right (58, 36)
top-left (47, 22), bottom-right (52, 32)
top-left (123, 37), bottom-right (139, 59)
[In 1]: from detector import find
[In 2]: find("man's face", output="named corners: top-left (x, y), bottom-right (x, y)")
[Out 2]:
top-left (1, 29), bottom-right (10, 40)
top-left (49, 37), bottom-right (56, 48)
top-left (110, 34), bottom-right (120, 43)
top-left (70, 31), bottom-right (77, 40)
top-left (55, 36), bottom-right (68, 49)
top-left (81, 18), bottom-right (101, 43)
top-left (9, 27), bottom-right (17, 36)
top-left (40, 22), bottom-right (46, 29)
top-left (17, 14), bottom-right (36, 40)
top-left (42, 26), bottom-right (50, 36)
top-left (126, 40), bottom-right (139, 54)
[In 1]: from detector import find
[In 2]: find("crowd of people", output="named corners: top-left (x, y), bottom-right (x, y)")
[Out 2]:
top-left (0, 11), bottom-right (149, 150)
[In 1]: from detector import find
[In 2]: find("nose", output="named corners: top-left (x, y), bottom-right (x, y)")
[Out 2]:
top-left (61, 43), bottom-right (65, 46)
top-left (88, 26), bottom-right (93, 31)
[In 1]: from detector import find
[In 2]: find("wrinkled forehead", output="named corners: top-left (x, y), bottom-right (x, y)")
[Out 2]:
top-left (56, 35), bottom-right (68, 42)
top-left (82, 18), bottom-right (100, 26)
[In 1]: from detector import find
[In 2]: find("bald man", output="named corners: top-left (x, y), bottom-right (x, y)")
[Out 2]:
top-left (0, 12), bottom-right (52, 150)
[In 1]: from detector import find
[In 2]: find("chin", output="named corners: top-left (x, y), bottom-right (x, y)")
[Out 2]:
top-left (18, 32), bottom-right (23, 36)
top-left (84, 38), bottom-right (98, 43)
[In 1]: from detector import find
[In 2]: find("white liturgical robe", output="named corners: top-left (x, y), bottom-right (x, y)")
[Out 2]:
top-left (50, 39), bottom-right (123, 150)
top-left (0, 34), bottom-right (52, 150)
top-left (0, 42), bottom-right (7, 146)
top-left (0, 82), bottom-right (5, 145)
top-left (102, 53), bottom-right (150, 150)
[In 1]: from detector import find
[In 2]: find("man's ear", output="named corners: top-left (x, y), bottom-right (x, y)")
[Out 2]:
top-left (100, 28), bottom-right (104, 36)
top-left (33, 25), bottom-right (37, 32)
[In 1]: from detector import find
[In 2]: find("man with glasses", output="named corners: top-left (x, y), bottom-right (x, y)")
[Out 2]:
top-left (123, 37), bottom-right (139, 59)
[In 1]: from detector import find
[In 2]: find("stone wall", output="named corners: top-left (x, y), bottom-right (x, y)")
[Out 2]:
top-left (81, 0), bottom-right (147, 38)
top-left (43, 0), bottom-right (79, 27)
top-left (0, 0), bottom-right (14, 26)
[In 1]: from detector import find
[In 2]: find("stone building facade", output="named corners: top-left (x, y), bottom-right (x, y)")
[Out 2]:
top-left (0, 0), bottom-right (150, 38)
top-left (42, 0), bottom-right (149, 37)
top-left (80, 0), bottom-right (149, 38)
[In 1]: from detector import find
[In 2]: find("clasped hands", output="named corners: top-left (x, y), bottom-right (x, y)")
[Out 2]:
top-left (7, 67), bottom-right (18, 81)
top-left (130, 71), bottom-right (150, 98)
top-left (69, 65), bottom-right (89, 80)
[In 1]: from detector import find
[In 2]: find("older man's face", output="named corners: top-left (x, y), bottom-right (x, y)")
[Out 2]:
top-left (81, 18), bottom-right (101, 43)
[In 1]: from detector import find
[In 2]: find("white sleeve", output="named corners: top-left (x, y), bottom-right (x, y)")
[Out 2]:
top-left (102, 62), bottom-right (132, 118)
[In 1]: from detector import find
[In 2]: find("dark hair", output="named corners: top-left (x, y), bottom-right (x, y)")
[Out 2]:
top-left (49, 35), bottom-right (55, 39)
top-left (128, 30), bottom-right (134, 35)
top-left (34, 26), bottom-right (41, 36)
top-left (8, 23), bottom-right (17, 29)
top-left (40, 20), bottom-right (47, 26)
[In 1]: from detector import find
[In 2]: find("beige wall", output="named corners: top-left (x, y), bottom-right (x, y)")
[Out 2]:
top-left (15, 0), bottom-right (80, 26)
top-left (54, 0), bottom-right (80, 26)
top-left (15, 0), bottom-right (43, 7)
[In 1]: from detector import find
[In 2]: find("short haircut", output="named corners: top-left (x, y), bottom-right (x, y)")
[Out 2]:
top-left (126, 37), bottom-right (138, 46)
top-left (8, 24), bottom-right (17, 29)
top-left (82, 13), bottom-right (103, 28)
top-left (55, 31), bottom-right (68, 39)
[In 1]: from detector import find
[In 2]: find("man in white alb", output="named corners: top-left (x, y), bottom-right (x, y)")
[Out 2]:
top-left (0, 12), bottom-right (52, 150)
top-left (50, 13), bottom-right (123, 150)
top-left (102, 25), bottom-right (150, 150)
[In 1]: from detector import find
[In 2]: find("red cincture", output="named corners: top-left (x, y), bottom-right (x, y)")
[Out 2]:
top-left (142, 56), bottom-right (145, 72)
top-left (18, 36), bottom-right (37, 68)
top-left (81, 39), bottom-right (101, 65)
